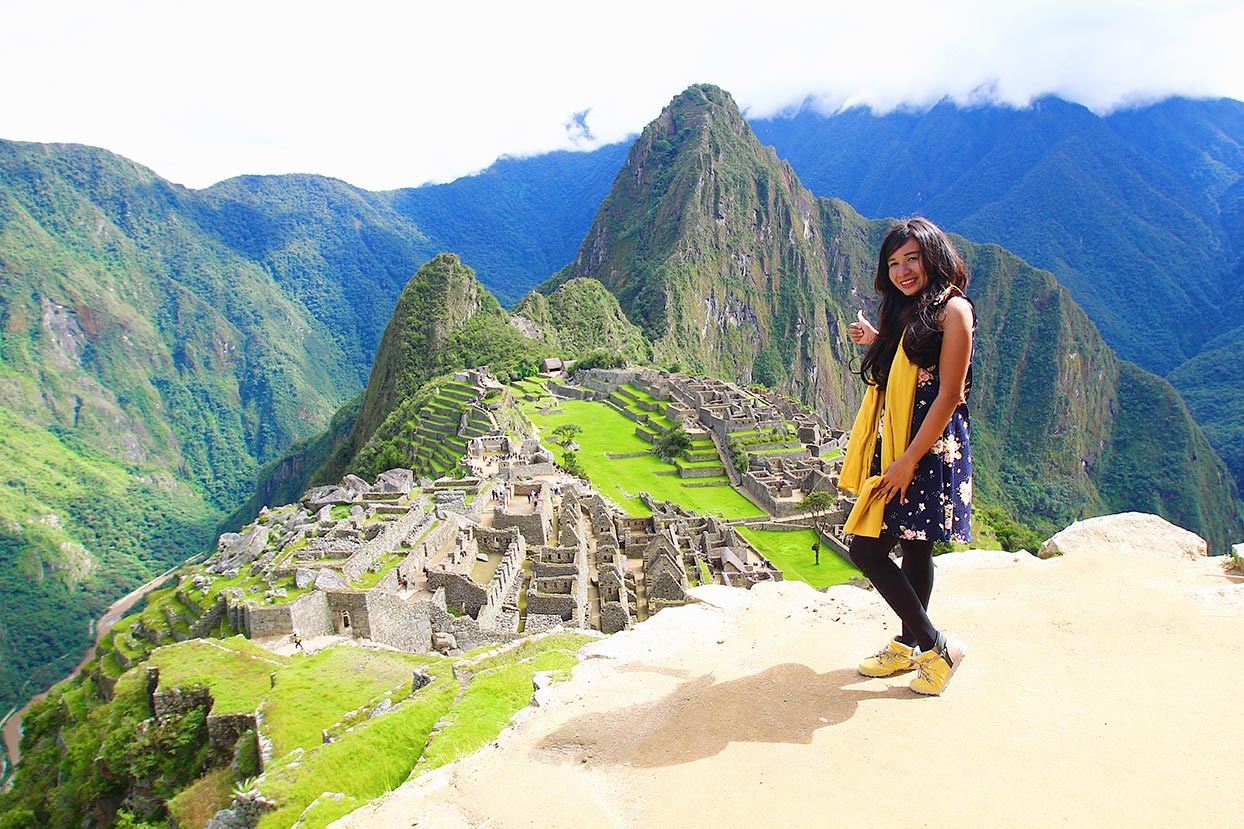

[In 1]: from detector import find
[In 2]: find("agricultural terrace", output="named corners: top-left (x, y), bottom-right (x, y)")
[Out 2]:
top-left (519, 395), bottom-right (763, 520)
top-left (140, 629), bottom-right (596, 829)
top-left (736, 526), bottom-right (858, 588)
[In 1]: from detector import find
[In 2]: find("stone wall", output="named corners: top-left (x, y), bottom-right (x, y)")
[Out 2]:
top-left (187, 597), bottom-right (227, 639)
top-left (532, 560), bottom-right (578, 578)
top-left (476, 536), bottom-right (526, 629)
top-left (500, 462), bottom-right (556, 479)
top-left (341, 506), bottom-right (430, 581)
top-left (363, 592), bottom-right (433, 652)
top-left (230, 590), bottom-right (331, 639)
top-left (327, 591), bottom-right (373, 639)
top-left (526, 590), bottom-right (577, 620)
top-left (426, 602), bottom-right (526, 652)
top-left (600, 601), bottom-right (631, 634)
top-left (288, 590), bottom-right (332, 638)
top-left (430, 571), bottom-right (487, 618)
top-left (151, 682), bottom-right (213, 720)
top-left (546, 380), bottom-right (604, 401)
top-left (206, 713), bottom-right (257, 768)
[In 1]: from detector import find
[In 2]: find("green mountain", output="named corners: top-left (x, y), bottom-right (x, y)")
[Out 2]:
top-left (751, 97), bottom-right (1244, 371)
top-left (306, 253), bottom-right (560, 486)
top-left (551, 84), bottom-right (865, 418)
top-left (512, 277), bottom-right (650, 363)
top-left (384, 146), bottom-right (630, 305)
top-left (546, 84), bottom-right (1242, 552)
top-left (749, 98), bottom-right (1244, 492)
top-left (5, 86), bottom-right (1244, 728)
top-left (0, 142), bottom-right (439, 717)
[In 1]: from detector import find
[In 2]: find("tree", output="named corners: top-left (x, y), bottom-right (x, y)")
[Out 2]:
top-left (561, 449), bottom-right (587, 479)
top-left (726, 438), bottom-right (749, 474)
top-left (797, 490), bottom-right (836, 530)
top-left (551, 423), bottom-right (583, 449)
top-left (654, 423), bottom-right (692, 461)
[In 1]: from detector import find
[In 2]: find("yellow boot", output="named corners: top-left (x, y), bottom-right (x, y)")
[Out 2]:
top-left (910, 638), bottom-right (966, 695)
top-left (857, 637), bottom-right (918, 677)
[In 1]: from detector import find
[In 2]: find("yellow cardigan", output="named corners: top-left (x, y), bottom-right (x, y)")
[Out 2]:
top-left (838, 337), bottom-right (919, 537)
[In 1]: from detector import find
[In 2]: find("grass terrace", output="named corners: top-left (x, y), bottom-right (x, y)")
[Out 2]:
top-left (252, 631), bottom-right (595, 829)
top-left (146, 636), bottom-right (291, 714)
top-left (737, 526), bottom-right (858, 589)
top-left (523, 397), bottom-right (762, 518)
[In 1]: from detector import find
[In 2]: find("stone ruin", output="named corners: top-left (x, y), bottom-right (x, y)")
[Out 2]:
top-left (166, 367), bottom-right (847, 695)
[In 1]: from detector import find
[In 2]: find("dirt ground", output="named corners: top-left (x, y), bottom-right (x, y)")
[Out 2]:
top-left (333, 515), bottom-right (1244, 829)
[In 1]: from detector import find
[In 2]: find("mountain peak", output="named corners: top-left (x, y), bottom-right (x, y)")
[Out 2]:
top-left (561, 83), bottom-right (843, 406)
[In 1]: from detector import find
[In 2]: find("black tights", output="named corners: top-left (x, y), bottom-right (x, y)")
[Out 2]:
top-left (848, 534), bottom-right (937, 651)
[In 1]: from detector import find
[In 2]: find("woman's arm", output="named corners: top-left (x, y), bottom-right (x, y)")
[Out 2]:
top-left (879, 295), bottom-right (973, 504)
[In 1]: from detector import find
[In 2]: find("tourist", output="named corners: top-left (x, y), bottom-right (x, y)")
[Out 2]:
top-left (840, 217), bottom-right (974, 695)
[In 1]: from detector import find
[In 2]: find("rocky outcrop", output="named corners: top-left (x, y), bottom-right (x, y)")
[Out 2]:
top-left (1038, 512), bottom-right (1208, 560)
top-left (332, 512), bottom-right (1244, 829)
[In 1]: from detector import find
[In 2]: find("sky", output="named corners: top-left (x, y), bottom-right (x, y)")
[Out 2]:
top-left (3, 0), bottom-right (1243, 191)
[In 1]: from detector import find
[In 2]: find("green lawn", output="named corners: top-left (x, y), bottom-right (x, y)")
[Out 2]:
top-left (255, 632), bottom-right (594, 829)
top-left (262, 648), bottom-right (435, 756)
top-left (524, 398), bottom-right (762, 518)
top-left (737, 526), bottom-right (858, 589)
top-left (145, 637), bottom-right (292, 714)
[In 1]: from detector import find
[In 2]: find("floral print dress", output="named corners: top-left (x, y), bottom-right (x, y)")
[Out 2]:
top-left (872, 362), bottom-right (973, 543)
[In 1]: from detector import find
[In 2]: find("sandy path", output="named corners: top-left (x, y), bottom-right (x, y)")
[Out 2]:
top-left (334, 542), bottom-right (1244, 829)
top-left (2, 566), bottom-right (181, 773)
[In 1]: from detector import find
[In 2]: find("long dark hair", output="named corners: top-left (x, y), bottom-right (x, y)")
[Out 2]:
top-left (858, 217), bottom-right (968, 387)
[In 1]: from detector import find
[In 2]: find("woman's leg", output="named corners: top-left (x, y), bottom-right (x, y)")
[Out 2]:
top-left (898, 539), bottom-right (935, 647)
top-left (849, 533), bottom-right (938, 651)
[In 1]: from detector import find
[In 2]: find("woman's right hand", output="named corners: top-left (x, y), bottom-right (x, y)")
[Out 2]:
top-left (849, 310), bottom-right (878, 344)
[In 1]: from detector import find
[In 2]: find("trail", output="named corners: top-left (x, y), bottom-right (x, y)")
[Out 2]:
top-left (1, 565), bottom-right (182, 776)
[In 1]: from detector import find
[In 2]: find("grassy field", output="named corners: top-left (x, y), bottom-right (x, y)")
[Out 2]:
top-left (737, 526), bottom-right (859, 589)
top-left (146, 637), bottom-right (291, 714)
top-left (255, 631), bottom-right (595, 829)
top-left (522, 397), bottom-right (763, 518)
top-left (122, 630), bottom-right (598, 829)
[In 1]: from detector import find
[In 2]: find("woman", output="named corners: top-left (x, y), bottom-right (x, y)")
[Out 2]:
top-left (840, 217), bottom-right (973, 696)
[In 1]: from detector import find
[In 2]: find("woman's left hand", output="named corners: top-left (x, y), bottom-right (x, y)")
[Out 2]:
top-left (880, 456), bottom-right (917, 504)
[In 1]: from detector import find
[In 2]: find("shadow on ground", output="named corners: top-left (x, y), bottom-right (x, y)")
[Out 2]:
top-left (535, 663), bottom-right (915, 768)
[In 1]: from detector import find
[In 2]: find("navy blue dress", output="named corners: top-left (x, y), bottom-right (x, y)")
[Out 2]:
top-left (871, 349), bottom-right (973, 543)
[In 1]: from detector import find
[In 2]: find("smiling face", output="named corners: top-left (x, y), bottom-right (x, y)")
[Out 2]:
top-left (887, 238), bottom-right (929, 297)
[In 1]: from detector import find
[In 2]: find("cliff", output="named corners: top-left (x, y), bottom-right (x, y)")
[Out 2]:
top-left (335, 512), bottom-right (1244, 828)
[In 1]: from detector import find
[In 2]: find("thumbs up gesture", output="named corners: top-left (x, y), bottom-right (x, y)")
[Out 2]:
top-left (849, 310), bottom-right (878, 344)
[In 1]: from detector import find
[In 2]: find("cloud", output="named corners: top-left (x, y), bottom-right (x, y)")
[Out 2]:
top-left (1, 0), bottom-right (1240, 190)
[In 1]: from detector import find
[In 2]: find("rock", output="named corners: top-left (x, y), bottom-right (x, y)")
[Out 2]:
top-left (369, 698), bottom-right (393, 719)
top-left (1038, 512), bottom-right (1207, 561)
top-left (531, 671), bottom-right (554, 692)
top-left (305, 485), bottom-right (354, 510)
top-left (295, 568), bottom-right (316, 589)
top-left (314, 569), bottom-right (348, 590)
top-left (432, 632), bottom-right (457, 653)
top-left (209, 524), bottom-right (268, 575)
top-left (342, 474), bottom-right (371, 496)
top-left (374, 468), bottom-right (415, 494)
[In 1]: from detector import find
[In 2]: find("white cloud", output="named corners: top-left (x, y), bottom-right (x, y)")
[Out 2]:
top-left (2, 0), bottom-right (1241, 190)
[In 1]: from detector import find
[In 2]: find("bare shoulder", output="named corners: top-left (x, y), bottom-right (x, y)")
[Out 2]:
top-left (938, 295), bottom-right (974, 332)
